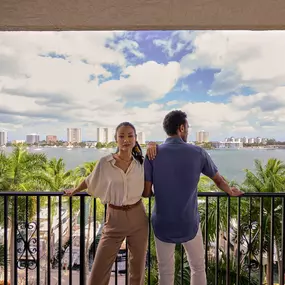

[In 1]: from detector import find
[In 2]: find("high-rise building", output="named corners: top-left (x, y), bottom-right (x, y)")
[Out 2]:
top-left (248, 138), bottom-right (255, 144)
top-left (137, 132), bottom-right (146, 145)
top-left (97, 127), bottom-right (114, 143)
top-left (46, 135), bottom-right (58, 144)
top-left (262, 138), bottom-right (268, 144)
top-left (26, 134), bottom-right (40, 144)
top-left (242, 137), bottom-right (249, 143)
top-left (67, 128), bottom-right (82, 143)
top-left (196, 130), bottom-right (209, 143)
top-left (256, 137), bottom-right (262, 144)
top-left (0, 131), bottom-right (8, 146)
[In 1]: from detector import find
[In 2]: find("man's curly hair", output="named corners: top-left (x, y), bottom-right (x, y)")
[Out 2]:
top-left (163, 110), bottom-right (187, 136)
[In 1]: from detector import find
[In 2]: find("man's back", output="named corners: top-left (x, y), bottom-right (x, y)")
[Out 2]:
top-left (144, 137), bottom-right (217, 243)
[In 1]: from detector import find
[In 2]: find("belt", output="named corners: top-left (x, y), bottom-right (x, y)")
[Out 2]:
top-left (108, 199), bottom-right (141, 211)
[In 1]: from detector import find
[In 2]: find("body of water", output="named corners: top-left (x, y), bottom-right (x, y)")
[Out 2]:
top-left (2, 146), bottom-right (285, 183)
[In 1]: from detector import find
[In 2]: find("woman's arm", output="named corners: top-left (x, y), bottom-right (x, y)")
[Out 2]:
top-left (142, 181), bottom-right (153, 197)
top-left (64, 179), bottom-right (87, 197)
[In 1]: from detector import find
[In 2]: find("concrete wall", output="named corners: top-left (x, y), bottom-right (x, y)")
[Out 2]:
top-left (0, 0), bottom-right (285, 31)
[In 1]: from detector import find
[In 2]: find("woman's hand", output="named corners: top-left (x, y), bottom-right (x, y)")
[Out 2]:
top-left (63, 188), bottom-right (76, 197)
top-left (146, 141), bottom-right (158, 160)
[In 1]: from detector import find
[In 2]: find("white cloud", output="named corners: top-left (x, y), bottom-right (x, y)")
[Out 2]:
top-left (0, 32), bottom-right (183, 140)
top-left (109, 39), bottom-right (145, 59)
top-left (1, 31), bottom-right (285, 141)
top-left (180, 31), bottom-right (285, 95)
top-left (153, 31), bottom-right (194, 57)
top-left (166, 100), bottom-right (179, 106)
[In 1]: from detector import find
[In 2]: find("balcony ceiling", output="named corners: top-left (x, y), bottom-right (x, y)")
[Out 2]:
top-left (0, 0), bottom-right (285, 31)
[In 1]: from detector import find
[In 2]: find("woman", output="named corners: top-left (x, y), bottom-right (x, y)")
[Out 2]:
top-left (64, 122), bottom-right (148, 285)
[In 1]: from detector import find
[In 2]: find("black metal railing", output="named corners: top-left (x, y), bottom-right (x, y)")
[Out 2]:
top-left (0, 192), bottom-right (285, 285)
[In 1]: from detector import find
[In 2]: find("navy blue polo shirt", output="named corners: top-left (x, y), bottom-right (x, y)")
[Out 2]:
top-left (144, 137), bottom-right (218, 243)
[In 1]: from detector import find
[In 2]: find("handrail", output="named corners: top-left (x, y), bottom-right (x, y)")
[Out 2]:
top-left (1, 191), bottom-right (285, 197)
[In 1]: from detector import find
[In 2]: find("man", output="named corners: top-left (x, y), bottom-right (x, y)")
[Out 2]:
top-left (143, 110), bottom-right (243, 285)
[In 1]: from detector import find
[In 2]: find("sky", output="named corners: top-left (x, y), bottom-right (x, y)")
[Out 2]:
top-left (1, 30), bottom-right (285, 142)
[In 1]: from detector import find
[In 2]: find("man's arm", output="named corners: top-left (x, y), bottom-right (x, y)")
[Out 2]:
top-left (143, 156), bottom-right (154, 197)
top-left (211, 173), bottom-right (232, 194)
top-left (201, 149), bottom-right (243, 196)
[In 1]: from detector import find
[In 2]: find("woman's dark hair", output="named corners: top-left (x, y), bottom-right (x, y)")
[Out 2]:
top-left (115, 122), bottom-right (144, 164)
top-left (163, 110), bottom-right (187, 136)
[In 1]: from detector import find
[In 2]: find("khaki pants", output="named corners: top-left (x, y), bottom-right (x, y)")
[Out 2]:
top-left (155, 226), bottom-right (206, 285)
top-left (88, 201), bottom-right (148, 285)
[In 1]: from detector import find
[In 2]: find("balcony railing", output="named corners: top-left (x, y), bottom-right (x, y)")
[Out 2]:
top-left (0, 192), bottom-right (285, 285)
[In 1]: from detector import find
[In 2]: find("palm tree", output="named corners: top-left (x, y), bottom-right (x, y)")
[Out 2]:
top-left (0, 146), bottom-right (48, 284)
top-left (242, 158), bottom-right (285, 285)
top-left (36, 157), bottom-right (76, 270)
top-left (41, 158), bottom-right (74, 192)
top-left (73, 161), bottom-right (105, 276)
top-left (198, 175), bottom-right (258, 284)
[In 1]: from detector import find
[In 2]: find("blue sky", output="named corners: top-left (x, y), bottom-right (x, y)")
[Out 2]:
top-left (1, 30), bottom-right (285, 141)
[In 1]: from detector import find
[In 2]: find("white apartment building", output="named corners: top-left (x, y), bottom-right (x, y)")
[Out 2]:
top-left (0, 130), bottom-right (8, 146)
top-left (262, 138), bottom-right (268, 144)
top-left (212, 141), bottom-right (244, 149)
top-left (225, 136), bottom-right (266, 144)
top-left (67, 128), bottom-right (82, 143)
top-left (242, 137), bottom-right (249, 143)
top-left (196, 130), bottom-right (209, 143)
top-left (26, 134), bottom-right (40, 144)
top-left (137, 132), bottom-right (146, 145)
top-left (256, 137), bottom-right (262, 144)
top-left (97, 127), bottom-right (114, 143)
top-left (248, 138), bottom-right (255, 144)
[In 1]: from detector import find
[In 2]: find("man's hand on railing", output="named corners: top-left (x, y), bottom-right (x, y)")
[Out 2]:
top-left (146, 141), bottom-right (158, 160)
top-left (228, 186), bottom-right (244, 197)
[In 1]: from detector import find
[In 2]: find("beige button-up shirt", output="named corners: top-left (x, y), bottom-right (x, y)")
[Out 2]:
top-left (85, 154), bottom-right (144, 206)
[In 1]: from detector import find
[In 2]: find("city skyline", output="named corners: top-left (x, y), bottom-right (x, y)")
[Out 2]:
top-left (1, 31), bottom-right (285, 141)
top-left (1, 129), bottom-right (275, 145)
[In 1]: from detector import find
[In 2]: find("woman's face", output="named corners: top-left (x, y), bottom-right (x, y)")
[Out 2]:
top-left (116, 125), bottom-right (136, 152)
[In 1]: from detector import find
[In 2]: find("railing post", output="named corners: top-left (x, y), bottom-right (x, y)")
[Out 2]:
top-left (80, 195), bottom-right (86, 284)
top-left (147, 197), bottom-right (152, 285)
top-left (236, 197), bottom-right (241, 285)
top-left (204, 196), bottom-right (209, 275)
top-left (226, 196), bottom-right (230, 285)
top-left (281, 197), bottom-right (285, 285)
top-left (47, 196), bottom-right (51, 285)
top-left (4, 196), bottom-right (8, 285)
top-left (248, 197), bottom-right (252, 282)
top-left (14, 195), bottom-right (18, 285)
top-left (259, 197), bottom-right (264, 285)
top-left (69, 197), bottom-right (73, 285)
top-left (36, 196), bottom-right (40, 285)
top-left (270, 198), bottom-right (274, 285)
top-left (215, 196), bottom-right (220, 285)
